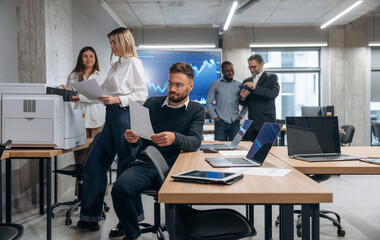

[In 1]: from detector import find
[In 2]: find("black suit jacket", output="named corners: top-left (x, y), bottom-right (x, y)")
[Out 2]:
top-left (239, 72), bottom-right (280, 132)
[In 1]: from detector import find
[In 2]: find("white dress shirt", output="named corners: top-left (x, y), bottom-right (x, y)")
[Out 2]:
top-left (252, 70), bottom-right (264, 86)
top-left (66, 70), bottom-right (106, 128)
top-left (102, 57), bottom-right (148, 107)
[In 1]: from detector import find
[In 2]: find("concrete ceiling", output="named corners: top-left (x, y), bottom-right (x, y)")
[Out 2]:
top-left (105, 0), bottom-right (380, 29)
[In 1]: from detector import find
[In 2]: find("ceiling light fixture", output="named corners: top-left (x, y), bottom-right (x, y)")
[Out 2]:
top-left (368, 42), bottom-right (380, 47)
top-left (236, 0), bottom-right (259, 15)
top-left (99, 0), bottom-right (126, 28)
top-left (138, 44), bottom-right (217, 49)
top-left (250, 42), bottom-right (328, 48)
top-left (223, 1), bottom-right (238, 31)
top-left (320, 0), bottom-right (363, 29)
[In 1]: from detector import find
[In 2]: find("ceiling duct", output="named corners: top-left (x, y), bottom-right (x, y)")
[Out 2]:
top-left (236, 0), bottom-right (260, 15)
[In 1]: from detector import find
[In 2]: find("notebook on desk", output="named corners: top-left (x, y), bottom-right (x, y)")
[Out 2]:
top-left (286, 117), bottom-right (361, 162)
top-left (200, 120), bottom-right (253, 150)
top-left (206, 122), bottom-right (282, 167)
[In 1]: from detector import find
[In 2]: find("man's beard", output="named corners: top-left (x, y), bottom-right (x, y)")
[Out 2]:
top-left (169, 91), bottom-right (188, 103)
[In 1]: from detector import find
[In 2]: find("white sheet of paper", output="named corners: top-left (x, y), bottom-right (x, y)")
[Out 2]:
top-left (223, 167), bottom-right (291, 177)
top-left (219, 150), bottom-right (248, 156)
top-left (129, 101), bottom-right (155, 140)
top-left (71, 79), bottom-right (103, 101)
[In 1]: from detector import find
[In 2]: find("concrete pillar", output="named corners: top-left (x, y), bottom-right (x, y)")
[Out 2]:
top-left (222, 27), bottom-right (252, 81)
top-left (330, 16), bottom-right (369, 145)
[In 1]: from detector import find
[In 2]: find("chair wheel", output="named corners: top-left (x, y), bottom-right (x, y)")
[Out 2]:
top-left (337, 229), bottom-right (345, 237)
top-left (275, 219), bottom-right (280, 227)
top-left (104, 206), bottom-right (110, 212)
top-left (102, 212), bottom-right (106, 220)
top-left (297, 229), bottom-right (302, 237)
top-left (73, 207), bottom-right (79, 212)
top-left (66, 218), bottom-right (72, 225)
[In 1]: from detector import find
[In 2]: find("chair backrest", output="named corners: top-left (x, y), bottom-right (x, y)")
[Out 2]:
top-left (0, 139), bottom-right (12, 156)
top-left (81, 133), bottom-right (101, 167)
top-left (372, 122), bottom-right (380, 140)
top-left (141, 146), bottom-right (170, 184)
top-left (340, 125), bottom-right (355, 145)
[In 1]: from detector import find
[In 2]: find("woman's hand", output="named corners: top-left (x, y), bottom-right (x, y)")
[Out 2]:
top-left (98, 95), bottom-right (121, 105)
top-left (60, 84), bottom-right (68, 90)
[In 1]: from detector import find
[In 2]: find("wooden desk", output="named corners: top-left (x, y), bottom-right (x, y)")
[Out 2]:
top-left (270, 146), bottom-right (380, 174)
top-left (159, 142), bottom-right (332, 240)
top-left (4, 139), bottom-right (92, 240)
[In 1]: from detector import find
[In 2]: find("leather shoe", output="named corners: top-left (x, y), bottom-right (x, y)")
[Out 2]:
top-left (77, 220), bottom-right (100, 231)
top-left (109, 223), bottom-right (125, 238)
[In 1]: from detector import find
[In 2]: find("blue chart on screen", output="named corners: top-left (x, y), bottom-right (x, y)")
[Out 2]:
top-left (138, 50), bottom-right (221, 105)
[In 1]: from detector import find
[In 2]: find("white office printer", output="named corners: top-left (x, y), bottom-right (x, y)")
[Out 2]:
top-left (0, 83), bottom-right (86, 149)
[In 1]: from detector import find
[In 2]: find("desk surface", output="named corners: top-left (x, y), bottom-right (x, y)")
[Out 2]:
top-left (1, 152), bottom-right (9, 159)
top-left (270, 146), bottom-right (380, 174)
top-left (4, 138), bottom-right (92, 158)
top-left (159, 142), bottom-right (332, 204)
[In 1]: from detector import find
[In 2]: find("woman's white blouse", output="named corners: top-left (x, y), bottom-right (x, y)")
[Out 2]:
top-left (66, 70), bottom-right (106, 128)
top-left (102, 57), bottom-right (148, 107)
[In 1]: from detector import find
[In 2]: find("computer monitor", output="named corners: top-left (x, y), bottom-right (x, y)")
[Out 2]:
top-left (137, 49), bottom-right (221, 105)
top-left (301, 106), bottom-right (321, 117)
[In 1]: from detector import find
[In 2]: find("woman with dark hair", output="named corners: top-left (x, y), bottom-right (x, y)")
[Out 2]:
top-left (77, 27), bottom-right (148, 231)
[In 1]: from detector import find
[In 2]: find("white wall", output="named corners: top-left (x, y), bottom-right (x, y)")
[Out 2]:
top-left (0, 0), bottom-right (19, 83)
top-left (71, 0), bottom-right (120, 76)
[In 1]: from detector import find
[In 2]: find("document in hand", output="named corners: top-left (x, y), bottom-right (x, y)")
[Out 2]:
top-left (70, 79), bottom-right (103, 101)
top-left (129, 101), bottom-right (155, 140)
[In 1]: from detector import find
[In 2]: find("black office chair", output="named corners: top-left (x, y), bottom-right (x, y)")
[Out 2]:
top-left (0, 140), bottom-right (24, 240)
top-left (141, 145), bottom-right (257, 240)
top-left (340, 125), bottom-right (355, 146)
top-left (371, 122), bottom-right (380, 146)
top-left (275, 174), bottom-right (346, 237)
top-left (51, 133), bottom-right (109, 225)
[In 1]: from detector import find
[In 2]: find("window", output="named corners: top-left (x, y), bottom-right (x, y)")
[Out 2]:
top-left (370, 47), bottom-right (380, 145)
top-left (252, 49), bottom-right (321, 119)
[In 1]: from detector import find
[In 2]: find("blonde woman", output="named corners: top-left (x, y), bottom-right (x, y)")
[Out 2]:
top-left (77, 27), bottom-right (148, 231)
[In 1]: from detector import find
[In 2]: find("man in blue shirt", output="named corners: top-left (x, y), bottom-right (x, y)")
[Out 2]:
top-left (206, 61), bottom-right (247, 141)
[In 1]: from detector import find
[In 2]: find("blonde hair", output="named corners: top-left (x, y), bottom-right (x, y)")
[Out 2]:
top-left (107, 27), bottom-right (138, 65)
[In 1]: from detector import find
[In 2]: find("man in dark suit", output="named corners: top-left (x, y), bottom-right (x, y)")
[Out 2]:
top-left (239, 54), bottom-right (280, 141)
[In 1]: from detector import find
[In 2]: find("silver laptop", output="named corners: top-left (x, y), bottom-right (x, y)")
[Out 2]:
top-left (206, 122), bottom-right (282, 167)
top-left (286, 117), bottom-right (360, 162)
top-left (200, 120), bottom-right (253, 150)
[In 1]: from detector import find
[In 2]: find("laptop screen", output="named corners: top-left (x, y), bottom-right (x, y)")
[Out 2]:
top-left (246, 122), bottom-right (282, 163)
top-left (230, 120), bottom-right (253, 148)
top-left (286, 117), bottom-right (341, 156)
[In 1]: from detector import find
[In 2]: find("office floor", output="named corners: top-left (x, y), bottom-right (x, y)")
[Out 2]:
top-left (9, 174), bottom-right (380, 240)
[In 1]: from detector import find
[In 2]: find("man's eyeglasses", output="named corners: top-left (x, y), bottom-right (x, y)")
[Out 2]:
top-left (168, 82), bottom-right (185, 89)
top-left (248, 65), bottom-right (259, 69)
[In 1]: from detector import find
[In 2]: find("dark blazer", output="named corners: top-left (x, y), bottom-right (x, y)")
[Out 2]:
top-left (239, 72), bottom-right (280, 132)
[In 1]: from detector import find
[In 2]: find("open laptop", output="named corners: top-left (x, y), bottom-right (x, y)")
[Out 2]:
top-left (286, 117), bottom-right (360, 162)
top-left (206, 122), bottom-right (282, 167)
top-left (200, 120), bottom-right (253, 150)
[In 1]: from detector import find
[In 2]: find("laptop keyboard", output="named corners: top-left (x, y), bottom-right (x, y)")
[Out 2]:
top-left (226, 158), bottom-right (259, 166)
top-left (206, 144), bottom-right (233, 150)
top-left (298, 154), bottom-right (338, 158)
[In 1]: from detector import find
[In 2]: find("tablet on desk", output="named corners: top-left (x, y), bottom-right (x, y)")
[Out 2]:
top-left (360, 159), bottom-right (380, 165)
top-left (171, 169), bottom-right (243, 185)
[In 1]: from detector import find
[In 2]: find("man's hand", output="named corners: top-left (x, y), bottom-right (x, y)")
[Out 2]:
top-left (214, 117), bottom-right (221, 121)
top-left (124, 129), bottom-right (139, 143)
top-left (236, 116), bottom-right (242, 121)
top-left (244, 82), bottom-right (256, 90)
top-left (240, 89), bottom-right (250, 100)
top-left (98, 95), bottom-right (121, 105)
top-left (151, 132), bottom-right (176, 147)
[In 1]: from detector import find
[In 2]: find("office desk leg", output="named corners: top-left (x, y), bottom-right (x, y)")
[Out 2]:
top-left (265, 205), bottom-right (272, 240)
top-left (47, 157), bottom-right (52, 240)
top-left (39, 158), bottom-right (45, 215)
top-left (301, 204), bottom-right (310, 240)
top-left (6, 158), bottom-right (11, 223)
top-left (246, 204), bottom-right (254, 224)
top-left (311, 204), bottom-right (319, 240)
top-left (54, 156), bottom-right (58, 204)
top-left (280, 204), bottom-right (294, 240)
